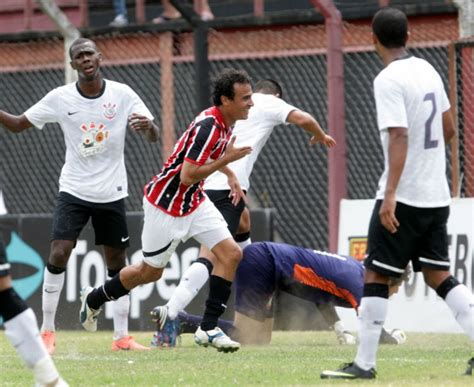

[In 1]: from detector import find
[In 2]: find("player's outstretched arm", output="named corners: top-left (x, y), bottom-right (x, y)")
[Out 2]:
top-left (128, 113), bottom-right (159, 142)
top-left (0, 111), bottom-right (32, 133)
top-left (287, 110), bottom-right (336, 148)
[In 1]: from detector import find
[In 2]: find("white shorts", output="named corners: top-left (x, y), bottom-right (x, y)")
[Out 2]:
top-left (141, 197), bottom-right (231, 268)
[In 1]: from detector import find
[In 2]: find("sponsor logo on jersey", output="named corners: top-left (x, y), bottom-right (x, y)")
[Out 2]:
top-left (348, 236), bottom-right (368, 261)
top-left (103, 102), bottom-right (117, 120)
top-left (79, 122), bottom-right (109, 157)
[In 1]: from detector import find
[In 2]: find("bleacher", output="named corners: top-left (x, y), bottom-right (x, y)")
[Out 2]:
top-left (0, 0), bottom-right (456, 35)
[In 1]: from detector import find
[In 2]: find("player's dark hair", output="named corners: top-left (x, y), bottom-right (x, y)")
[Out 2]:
top-left (69, 38), bottom-right (97, 59)
top-left (372, 7), bottom-right (408, 48)
top-left (212, 68), bottom-right (251, 106)
top-left (255, 79), bottom-right (283, 98)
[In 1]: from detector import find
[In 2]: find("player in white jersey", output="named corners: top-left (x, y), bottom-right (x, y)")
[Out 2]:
top-left (150, 79), bottom-right (336, 344)
top-left (321, 8), bottom-right (474, 380)
top-left (0, 196), bottom-right (67, 385)
top-left (0, 38), bottom-right (159, 354)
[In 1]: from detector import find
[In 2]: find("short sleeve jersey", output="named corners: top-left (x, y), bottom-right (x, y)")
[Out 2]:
top-left (24, 80), bottom-right (153, 203)
top-left (203, 93), bottom-right (296, 191)
top-left (374, 56), bottom-right (451, 207)
top-left (266, 242), bottom-right (364, 309)
top-left (145, 106), bottom-right (231, 217)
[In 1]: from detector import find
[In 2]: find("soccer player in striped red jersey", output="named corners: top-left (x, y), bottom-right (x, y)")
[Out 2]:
top-left (145, 105), bottom-right (236, 216)
top-left (80, 68), bottom-right (253, 353)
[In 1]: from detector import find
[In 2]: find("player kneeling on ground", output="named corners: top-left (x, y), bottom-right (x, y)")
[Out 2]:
top-left (151, 241), bottom-right (408, 347)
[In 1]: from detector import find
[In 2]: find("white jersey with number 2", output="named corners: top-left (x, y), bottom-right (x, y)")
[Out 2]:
top-left (204, 92), bottom-right (296, 191)
top-left (374, 56), bottom-right (451, 208)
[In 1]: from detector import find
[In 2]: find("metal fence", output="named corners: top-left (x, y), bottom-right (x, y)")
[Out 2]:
top-left (0, 15), bottom-right (468, 251)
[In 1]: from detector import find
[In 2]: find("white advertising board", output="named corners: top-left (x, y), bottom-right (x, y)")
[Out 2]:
top-left (336, 198), bottom-right (474, 333)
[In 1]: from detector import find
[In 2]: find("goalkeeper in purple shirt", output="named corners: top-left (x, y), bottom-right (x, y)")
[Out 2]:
top-left (152, 242), bottom-right (408, 347)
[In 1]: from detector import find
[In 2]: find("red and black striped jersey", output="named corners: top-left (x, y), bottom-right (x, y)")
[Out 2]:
top-left (144, 106), bottom-right (231, 217)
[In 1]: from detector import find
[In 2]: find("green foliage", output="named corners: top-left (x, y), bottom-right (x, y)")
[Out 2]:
top-left (0, 331), bottom-right (471, 386)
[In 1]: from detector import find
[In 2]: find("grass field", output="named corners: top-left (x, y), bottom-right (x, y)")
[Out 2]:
top-left (0, 330), bottom-right (471, 386)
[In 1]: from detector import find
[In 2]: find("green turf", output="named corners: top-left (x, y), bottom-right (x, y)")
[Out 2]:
top-left (0, 330), bottom-right (471, 385)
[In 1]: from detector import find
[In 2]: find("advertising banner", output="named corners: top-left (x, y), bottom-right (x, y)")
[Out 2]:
top-left (336, 198), bottom-right (474, 333)
top-left (1, 209), bottom-right (275, 331)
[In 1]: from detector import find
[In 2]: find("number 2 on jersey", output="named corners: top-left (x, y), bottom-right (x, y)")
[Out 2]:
top-left (423, 92), bottom-right (438, 149)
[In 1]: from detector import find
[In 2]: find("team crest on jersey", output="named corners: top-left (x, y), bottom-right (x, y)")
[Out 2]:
top-left (79, 122), bottom-right (110, 157)
top-left (103, 102), bottom-right (117, 120)
top-left (348, 236), bottom-right (368, 261)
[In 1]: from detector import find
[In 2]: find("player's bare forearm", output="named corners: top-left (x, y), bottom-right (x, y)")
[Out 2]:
top-left (144, 122), bottom-right (159, 143)
top-left (380, 127), bottom-right (407, 233)
top-left (181, 137), bottom-right (252, 186)
top-left (220, 166), bottom-right (246, 205)
top-left (385, 127), bottom-right (408, 196)
top-left (219, 165), bottom-right (235, 179)
top-left (181, 157), bottom-right (235, 186)
top-left (129, 113), bottom-right (159, 143)
top-left (0, 111), bottom-right (31, 133)
top-left (287, 110), bottom-right (335, 147)
top-left (442, 109), bottom-right (456, 144)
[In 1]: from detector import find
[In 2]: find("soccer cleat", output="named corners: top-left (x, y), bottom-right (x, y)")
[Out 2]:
top-left (465, 357), bottom-right (474, 376)
top-left (33, 356), bottom-right (69, 386)
top-left (335, 330), bottom-right (356, 345)
top-left (79, 287), bottom-right (102, 332)
top-left (320, 362), bottom-right (376, 379)
top-left (177, 310), bottom-right (196, 334)
top-left (194, 326), bottom-right (240, 353)
top-left (150, 312), bottom-right (181, 348)
top-left (35, 377), bottom-right (69, 387)
top-left (380, 327), bottom-right (406, 344)
top-left (150, 305), bottom-right (169, 330)
top-left (112, 336), bottom-right (150, 351)
top-left (41, 330), bottom-right (56, 355)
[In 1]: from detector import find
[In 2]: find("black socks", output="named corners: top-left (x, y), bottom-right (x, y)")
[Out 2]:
top-left (200, 275), bottom-right (232, 331)
top-left (87, 273), bottom-right (129, 310)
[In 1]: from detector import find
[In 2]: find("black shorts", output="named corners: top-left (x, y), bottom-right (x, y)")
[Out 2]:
top-left (205, 190), bottom-right (246, 236)
top-left (365, 200), bottom-right (450, 277)
top-left (52, 192), bottom-right (130, 249)
top-left (0, 237), bottom-right (9, 277)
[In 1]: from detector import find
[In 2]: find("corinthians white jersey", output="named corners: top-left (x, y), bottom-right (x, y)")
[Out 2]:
top-left (204, 93), bottom-right (297, 191)
top-left (25, 80), bottom-right (153, 203)
top-left (374, 56), bottom-right (451, 207)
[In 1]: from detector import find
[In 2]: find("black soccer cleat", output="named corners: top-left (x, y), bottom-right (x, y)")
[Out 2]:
top-left (320, 362), bottom-right (376, 379)
top-left (379, 327), bottom-right (398, 344)
top-left (465, 357), bottom-right (474, 376)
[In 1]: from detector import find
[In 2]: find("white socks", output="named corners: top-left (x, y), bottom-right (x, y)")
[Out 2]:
top-left (354, 296), bottom-right (388, 370)
top-left (5, 308), bottom-right (47, 368)
top-left (4, 308), bottom-right (62, 385)
top-left (32, 356), bottom-right (62, 386)
top-left (112, 294), bottom-right (130, 341)
top-left (166, 261), bottom-right (210, 320)
top-left (41, 268), bottom-right (65, 332)
top-left (237, 237), bottom-right (251, 250)
top-left (445, 284), bottom-right (474, 340)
